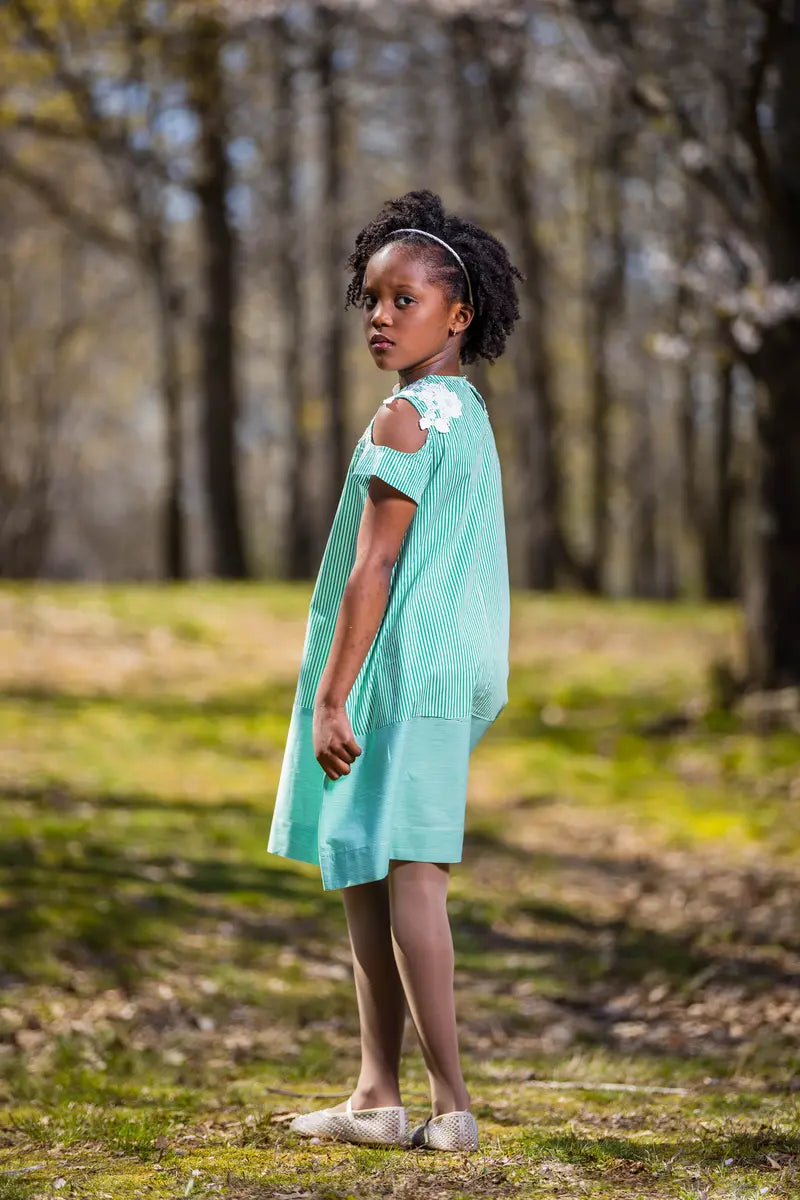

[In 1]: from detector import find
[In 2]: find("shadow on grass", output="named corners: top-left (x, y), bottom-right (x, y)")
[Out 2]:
top-left (0, 781), bottom-right (340, 989)
top-left (0, 682), bottom-right (298, 720)
top-left (463, 824), bottom-right (695, 892)
top-left (4, 781), bottom-right (261, 818)
top-left (3, 785), bottom-right (798, 1008)
top-left (497, 670), bottom-right (692, 741)
top-left (2, 775), bottom-right (799, 1072)
top-left (458, 824), bottom-right (800, 1060)
top-left (525, 1126), bottom-right (800, 1167)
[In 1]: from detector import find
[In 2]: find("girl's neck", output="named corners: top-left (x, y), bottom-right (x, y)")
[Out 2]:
top-left (398, 354), bottom-right (463, 388)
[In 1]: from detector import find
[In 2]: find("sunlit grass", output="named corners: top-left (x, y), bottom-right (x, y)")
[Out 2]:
top-left (0, 584), bottom-right (798, 1198)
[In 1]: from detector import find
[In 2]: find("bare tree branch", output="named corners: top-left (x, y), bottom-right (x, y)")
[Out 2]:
top-left (738, 0), bottom-right (783, 210)
top-left (5, 115), bottom-right (85, 142)
top-left (11, 0), bottom-right (124, 155)
top-left (669, 99), bottom-right (758, 239)
top-left (9, 0), bottom-right (170, 190)
top-left (0, 146), bottom-right (134, 258)
top-left (567, 0), bottom-right (761, 242)
top-left (568, 0), bottom-right (635, 48)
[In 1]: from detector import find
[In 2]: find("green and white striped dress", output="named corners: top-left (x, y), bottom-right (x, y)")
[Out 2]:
top-left (268, 373), bottom-right (510, 890)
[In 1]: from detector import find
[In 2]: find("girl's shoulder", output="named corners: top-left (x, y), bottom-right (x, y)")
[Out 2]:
top-left (388, 375), bottom-right (482, 436)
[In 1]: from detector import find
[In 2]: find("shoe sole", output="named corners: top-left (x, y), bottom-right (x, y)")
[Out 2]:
top-left (293, 1128), bottom-right (410, 1148)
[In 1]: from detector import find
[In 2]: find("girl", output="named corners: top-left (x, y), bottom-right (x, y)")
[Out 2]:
top-left (268, 189), bottom-right (522, 1153)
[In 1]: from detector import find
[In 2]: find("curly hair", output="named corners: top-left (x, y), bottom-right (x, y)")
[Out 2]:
top-left (345, 190), bottom-right (523, 365)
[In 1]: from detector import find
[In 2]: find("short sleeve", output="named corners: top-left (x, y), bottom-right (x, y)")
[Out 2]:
top-left (353, 433), bottom-right (433, 505)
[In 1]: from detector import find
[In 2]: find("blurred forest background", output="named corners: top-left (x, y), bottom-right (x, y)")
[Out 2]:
top-left (1, 0), bottom-right (799, 689)
top-left (3, 6), bottom-right (800, 1195)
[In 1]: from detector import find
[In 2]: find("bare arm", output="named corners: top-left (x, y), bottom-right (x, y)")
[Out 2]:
top-left (313, 398), bottom-right (427, 780)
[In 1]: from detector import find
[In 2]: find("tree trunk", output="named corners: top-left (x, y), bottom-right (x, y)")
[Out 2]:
top-left (449, 16), bottom-right (494, 408)
top-left (743, 21), bottom-right (800, 686)
top-left (584, 232), bottom-right (613, 595)
top-left (0, 229), bottom-right (58, 578)
top-left (317, 7), bottom-right (347, 545)
top-left (273, 16), bottom-right (313, 579)
top-left (188, 17), bottom-right (248, 579)
top-left (583, 108), bottom-right (626, 593)
top-left (744, 323), bottom-right (800, 687)
top-left (146, 236), bottom-right (186, 581)
top-left (482, 20), bottom-right (561, 589)
top-left (701, 339), bottom-right (736, 599)
top-left (409, 12), bottom-right (437, 178)
top-left (676, 368), bottom-right (698, 553)
top-left (629, 389), bottom-right (659, 598)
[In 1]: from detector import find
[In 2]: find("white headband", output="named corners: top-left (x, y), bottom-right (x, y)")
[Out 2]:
top-left (384, 227), bottom-right (474, 307)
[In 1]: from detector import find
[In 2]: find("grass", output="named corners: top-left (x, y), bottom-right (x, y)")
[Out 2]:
top-left (0, 583), bottom-right (798, 1198)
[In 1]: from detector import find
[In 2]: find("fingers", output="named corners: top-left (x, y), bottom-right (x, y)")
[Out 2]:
top-left (322, 759), bottom-right (347, 781)
top-left (321, 755), bottom-right (350, 781)
top-left (320, 737), bottom-right (363, 781)
top-left (344, 737), bottom-right (362, 759)
top-left (312, 705), bottom-right (363, 779)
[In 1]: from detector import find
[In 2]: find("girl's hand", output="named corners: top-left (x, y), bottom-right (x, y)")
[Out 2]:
top-left (313, 701), bottom-right (362, 780)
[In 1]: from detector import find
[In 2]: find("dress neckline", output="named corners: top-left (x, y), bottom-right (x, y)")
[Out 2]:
top-left (393, 374), bottom-right (486, 410)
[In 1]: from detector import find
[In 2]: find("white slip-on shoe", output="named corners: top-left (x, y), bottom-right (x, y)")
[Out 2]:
top-left (410, 1109), bottom-right (479, 1152)
top-left (289, 1096), bottom-right (410, 1148)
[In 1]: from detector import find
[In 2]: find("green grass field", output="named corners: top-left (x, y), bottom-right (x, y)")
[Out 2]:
top-left (0, 584), bottom-right (798, 1199)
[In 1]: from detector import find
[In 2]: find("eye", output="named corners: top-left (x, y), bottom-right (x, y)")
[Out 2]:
top-left (360, 293), bottom-right (376, 310)
top-left (396, 295), bottom-right (415, 307)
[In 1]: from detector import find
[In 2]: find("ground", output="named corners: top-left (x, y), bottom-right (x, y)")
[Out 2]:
top-left (0, 584), bottom-right (798, 1200)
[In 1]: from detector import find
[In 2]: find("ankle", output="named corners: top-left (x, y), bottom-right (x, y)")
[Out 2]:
top-left (352, 1080), bottom-right (403, 1109)
top-left (431, 1085), bottom-right (471, 1117)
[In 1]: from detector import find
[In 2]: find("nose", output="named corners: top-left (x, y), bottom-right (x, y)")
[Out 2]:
top-left (370, 302), bottom-right (391, 329)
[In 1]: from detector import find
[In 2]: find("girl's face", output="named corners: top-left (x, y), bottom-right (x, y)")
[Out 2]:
top-left (360, 244), bottom-right (472, 378)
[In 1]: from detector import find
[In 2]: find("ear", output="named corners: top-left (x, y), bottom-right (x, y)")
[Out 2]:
top-left (450, 301), bottom-right (474, 336)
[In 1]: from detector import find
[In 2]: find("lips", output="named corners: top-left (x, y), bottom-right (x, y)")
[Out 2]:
top-left (370, 335), bottom-right (394, 348)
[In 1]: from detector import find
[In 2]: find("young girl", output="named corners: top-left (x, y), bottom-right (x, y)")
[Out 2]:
top-left (268, 189), bottom-right (522, 1153)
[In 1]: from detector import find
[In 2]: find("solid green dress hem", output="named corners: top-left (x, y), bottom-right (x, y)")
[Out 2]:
top-left (267, 705), bottom-right (493, 890)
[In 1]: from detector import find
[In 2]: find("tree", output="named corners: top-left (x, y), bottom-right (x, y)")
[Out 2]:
top-left (269, 12), bottom-right (314, 579)
top-left (581, 86), bottom-right (627, 593)
top-left (185, 12), bottom-right (249, 578)
top-left (569, 0), bottom-right (800, 686)
top-left (1, 0), bottom-right (254, 579)
top-left (0, 208), bottom-right (73, 576)
top-left (0, 0), bottom-right (189, 578)
top-left (316, 5), bottom-right (349, 542)
top-left (459, 13), bottom-right (563, 589)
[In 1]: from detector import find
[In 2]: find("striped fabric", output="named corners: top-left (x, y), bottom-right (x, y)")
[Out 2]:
top-left (268, 373), bottom-right (510, 889)
top-left (297, 374), bottom-right (509, 732)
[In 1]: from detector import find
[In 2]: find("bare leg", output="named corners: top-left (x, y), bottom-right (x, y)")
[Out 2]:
top-left (333, 876), bottom-right (407, 1111)
top-left (388, 860), bottom-right (471, 1117)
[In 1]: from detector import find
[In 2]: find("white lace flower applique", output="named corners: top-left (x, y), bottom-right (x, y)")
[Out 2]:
top-left (382, 379), bottom-right (463, 434)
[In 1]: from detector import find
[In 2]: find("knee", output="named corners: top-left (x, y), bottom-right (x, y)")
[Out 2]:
top-left (387, 861), bottom-right (448, 948)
